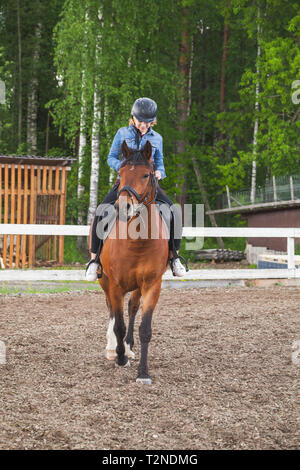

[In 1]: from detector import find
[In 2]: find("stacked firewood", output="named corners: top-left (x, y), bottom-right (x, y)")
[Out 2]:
top-left (195, 249), bottom-right (245, 262)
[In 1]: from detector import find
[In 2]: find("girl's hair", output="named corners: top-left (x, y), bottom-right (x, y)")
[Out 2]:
top-left (128, 117), bottom-right (157, 126)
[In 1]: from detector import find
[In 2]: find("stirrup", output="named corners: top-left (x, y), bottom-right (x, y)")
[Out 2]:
top-left (97, 259), bottom-right (103, 279)
top-left (86, 258), bottom-right (103, 279)
top-left (95, 240), bottom-right (104, 279)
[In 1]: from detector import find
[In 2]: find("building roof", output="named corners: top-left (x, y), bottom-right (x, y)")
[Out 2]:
top-left (0, 154), bottom-right (75, 167)
top-left (206, 199), bottom-right (300, 215)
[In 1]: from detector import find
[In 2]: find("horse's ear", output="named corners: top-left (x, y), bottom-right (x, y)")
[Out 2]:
top-left (143, 140), bottom-right (152, 161)
top-left (122, 140), bottom-right (131, 159)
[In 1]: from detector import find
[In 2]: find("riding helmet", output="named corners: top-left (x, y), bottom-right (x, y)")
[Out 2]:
top-left (131, 97), bottom-right (157, 123)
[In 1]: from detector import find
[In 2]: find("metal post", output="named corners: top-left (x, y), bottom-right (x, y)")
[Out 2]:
top-left (290, 176), bottom-right (294, 201)
top-left (273, 176), bottom-right (277, 202)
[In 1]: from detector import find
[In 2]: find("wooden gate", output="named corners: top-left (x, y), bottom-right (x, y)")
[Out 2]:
top-left (0, 155), bottom-right (73, 268)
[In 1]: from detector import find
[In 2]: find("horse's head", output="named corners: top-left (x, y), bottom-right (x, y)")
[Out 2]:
top-left (116, 140), bottom-right (156, 221)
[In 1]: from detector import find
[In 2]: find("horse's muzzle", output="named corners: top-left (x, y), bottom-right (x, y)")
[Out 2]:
top-left (117, 202), bottom-right (134, 222)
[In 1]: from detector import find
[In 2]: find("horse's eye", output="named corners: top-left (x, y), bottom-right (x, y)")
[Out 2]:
top-left (143, 174), bottom-right (150, 179)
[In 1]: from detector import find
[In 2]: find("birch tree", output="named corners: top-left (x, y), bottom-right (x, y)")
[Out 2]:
top-left (76, 9), bottom-right (90, 250)
top-left (76, 69), bottom-right (87, 250)
top-left (250, 7), bottom-right (261, 204)
top-left (87, 8), bottom-right (102, 226)
top-left (77, 78), bottom-right (87, 209)
top-left (27, 22), bottom-right (42, 155)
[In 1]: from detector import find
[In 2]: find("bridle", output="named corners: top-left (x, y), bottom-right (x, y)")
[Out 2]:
top-left (116, 167), bottom-right (157, 218)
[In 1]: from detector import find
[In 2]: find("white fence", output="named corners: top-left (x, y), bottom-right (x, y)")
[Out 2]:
top-left (0, 224), bottom-right (299, 281)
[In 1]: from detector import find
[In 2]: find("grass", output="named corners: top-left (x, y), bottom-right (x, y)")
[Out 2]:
top-left (22, 265), bottom-right (86, 270)
top-left (0, 280), bottom-right (100, 295)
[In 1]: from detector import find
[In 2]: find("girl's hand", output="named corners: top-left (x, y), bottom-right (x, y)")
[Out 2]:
top-left (155, 170), bottom-right (162, 180)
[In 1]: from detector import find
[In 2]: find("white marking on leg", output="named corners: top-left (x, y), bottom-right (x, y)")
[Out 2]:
top-left (125, 342), bottom-right (135, 359)
top-left (136, 377), bottom-right (152, 385)
top-left (105, 317), bottom-right (117, 360)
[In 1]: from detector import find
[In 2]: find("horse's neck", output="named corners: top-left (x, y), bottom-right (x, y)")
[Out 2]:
top-left (116, 202), bottom-right (166, 242)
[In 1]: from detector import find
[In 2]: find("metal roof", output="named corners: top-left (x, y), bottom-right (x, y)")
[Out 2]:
top-left (0, 154), bottom-right (75, 166)
top-left (206, 199), bottom-right (300, 215)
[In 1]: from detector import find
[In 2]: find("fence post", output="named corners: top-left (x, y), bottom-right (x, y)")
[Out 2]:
top-left (287, 237), bottom-right (295, 271)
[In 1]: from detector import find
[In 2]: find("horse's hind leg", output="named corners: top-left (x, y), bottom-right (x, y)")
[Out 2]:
top-left (125, 288), bottom-right (141, 359)
top-left (137, 281), bottom-right (161, 385)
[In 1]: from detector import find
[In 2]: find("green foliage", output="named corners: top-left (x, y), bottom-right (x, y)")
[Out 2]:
top-left (218, 0), bottom-right (300, 188)
top-left (201, 236), bottom-right (246, 251)
top-left (1, 0), bottom-right (299, 265)
top-left (63, 237), bottom-right (88, 264)
top-left (248, 264), bottom-right (257, 269)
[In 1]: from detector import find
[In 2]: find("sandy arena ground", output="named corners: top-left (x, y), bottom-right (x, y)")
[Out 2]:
top-left (0, 286), bottom-right (299, 450)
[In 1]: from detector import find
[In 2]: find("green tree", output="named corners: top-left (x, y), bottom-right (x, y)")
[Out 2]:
top-left (219, 0), bottom-right (300, 194)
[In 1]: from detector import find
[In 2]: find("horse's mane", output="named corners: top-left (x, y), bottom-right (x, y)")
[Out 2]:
top-left (120, 150), bottom-right (153, 169)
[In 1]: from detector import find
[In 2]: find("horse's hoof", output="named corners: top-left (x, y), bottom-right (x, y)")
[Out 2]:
top-left (105, 349), bottom-right (117, 361)
top-left (115, 356), bottom-right (130, 367)
top-left (136, 377), bottom-right (152, 385)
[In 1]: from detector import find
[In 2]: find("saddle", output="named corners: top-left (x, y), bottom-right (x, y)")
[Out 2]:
top-left (91, 199), bottom-right (189, 279)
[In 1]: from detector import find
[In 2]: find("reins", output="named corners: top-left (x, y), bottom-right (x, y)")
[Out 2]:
top-left (116, 168), bottom-right (157, 216)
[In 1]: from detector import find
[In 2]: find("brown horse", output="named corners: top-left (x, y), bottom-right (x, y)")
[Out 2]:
top-left (98, 140), bottom-right (169, 384)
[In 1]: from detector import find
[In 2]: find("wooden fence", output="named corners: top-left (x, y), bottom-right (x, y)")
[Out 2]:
top-left (0, 163), bottom-right (67, 268)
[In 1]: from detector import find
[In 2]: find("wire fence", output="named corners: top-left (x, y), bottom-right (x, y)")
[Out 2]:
top-left (219, 174), bottom-right (300, 209)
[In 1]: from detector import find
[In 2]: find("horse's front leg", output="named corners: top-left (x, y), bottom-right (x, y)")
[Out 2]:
top-left (106, 310), bottom-right (117, 361)
top-left (100, 274), bottom-right (117, 361)
top-left (137, 281), bottom-right (162, 385)
top-left (110, 286), bottom-right (129, 367)
top-left (125, 288), bottom-right (141, 359)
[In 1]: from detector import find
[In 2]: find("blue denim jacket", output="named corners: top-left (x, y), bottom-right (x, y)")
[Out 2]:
top-left (107, 124), bottom-right (166, 179)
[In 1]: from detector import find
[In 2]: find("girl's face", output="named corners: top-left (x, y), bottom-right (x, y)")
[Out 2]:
top-left (132, 117), bottom-right (151, 136)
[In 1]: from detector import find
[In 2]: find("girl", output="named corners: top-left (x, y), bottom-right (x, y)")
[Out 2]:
top-left (86, 97), bottom-right (186, 280)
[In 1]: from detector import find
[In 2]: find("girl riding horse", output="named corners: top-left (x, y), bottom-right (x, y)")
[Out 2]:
top-left (86, 97), bottom-right (186, 280)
